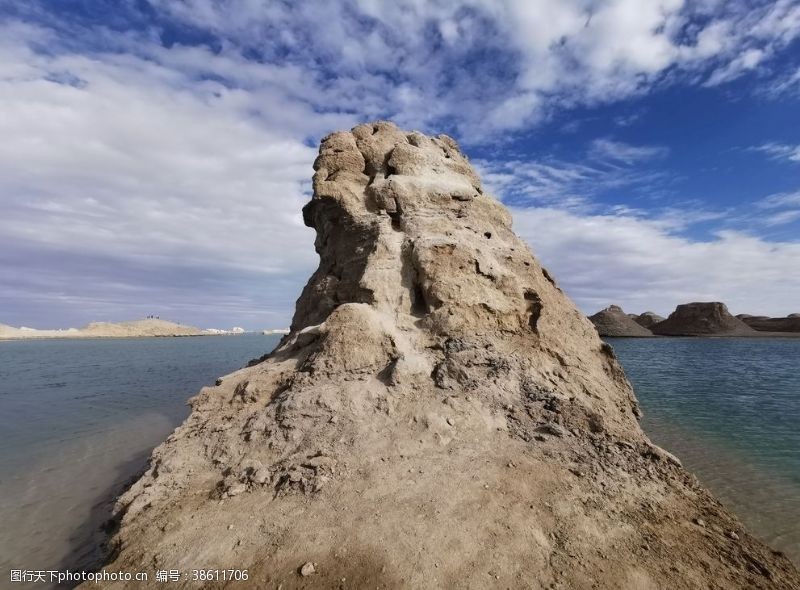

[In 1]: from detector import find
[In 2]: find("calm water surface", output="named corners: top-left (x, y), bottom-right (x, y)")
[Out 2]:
top-left (608, 337), bottom-right (800, 564)
top-left (0, 334), bottom-right (280, 587)
top-left (0, 335), bottom-right (797, 588)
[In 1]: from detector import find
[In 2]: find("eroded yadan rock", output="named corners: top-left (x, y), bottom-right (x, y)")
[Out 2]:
top-left (89, 122), bottom-right (800, 589)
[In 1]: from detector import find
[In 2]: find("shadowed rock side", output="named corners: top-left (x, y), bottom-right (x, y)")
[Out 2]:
top-left (740, 315), bottom-right (800, 333)
top-left (633, 311), bottom-right (666, 329)
top-left (652, 302), bottom-right (757, 336)
top-left (85, 122), bottom-right (799, 589)
top-left (589, 305), bottom-right (654, 337)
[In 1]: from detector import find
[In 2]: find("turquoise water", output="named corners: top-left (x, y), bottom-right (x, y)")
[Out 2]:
top-left (0, 335), bottom-right (797, 586)
top-left (0, 334), bottom-right (281, 586)
top-left (608, 337), bottom-right (800, 563)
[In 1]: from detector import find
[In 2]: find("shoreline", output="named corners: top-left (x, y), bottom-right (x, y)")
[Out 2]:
top-left (0, 319), bottom-right (260, 341)
top-left (606, 332), bottom-right (800, 339)
top-left (641, 415), bottom-right (800, 565)
top-left (0, 333), bottom-right (246, 342)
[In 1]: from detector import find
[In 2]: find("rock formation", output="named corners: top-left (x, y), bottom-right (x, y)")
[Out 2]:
top-left (739, 315), bottom-right (800, 333)
top-left (652, 302), bottom-right (757, 336)
top-left (632, 311), bottom-right (666, 329)
top-left (87, 123), bottom-right (799, 589)
top-left (589, 305), bottom-right (654, 337)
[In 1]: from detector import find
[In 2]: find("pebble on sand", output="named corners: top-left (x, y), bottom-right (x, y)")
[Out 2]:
top-left (300, 562), bottom-right (316, 576)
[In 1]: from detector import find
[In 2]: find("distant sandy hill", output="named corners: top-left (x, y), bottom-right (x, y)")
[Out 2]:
top-left (0, 319), bottom-right (206, 340)
top-left (589, 305), bottom-right (653, 337)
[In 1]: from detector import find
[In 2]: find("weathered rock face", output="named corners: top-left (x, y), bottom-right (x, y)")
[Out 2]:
top-left (589, 305), bottom-right (654, 337)
top-left (288, 123), bottom-right (640, 435)
top-left (88, 123), bottom-right (799, 589)
top-left (652, 302), bottom-right (756, 336)
top-left (633, 311), bottom-right (666, 329)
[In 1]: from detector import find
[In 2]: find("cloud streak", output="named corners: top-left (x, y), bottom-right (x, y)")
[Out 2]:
top-left (754, 143), bottom-right (800, 163)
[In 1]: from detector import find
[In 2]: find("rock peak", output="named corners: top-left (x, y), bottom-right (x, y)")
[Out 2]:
top-left (291, 120), bottom-right (640, 435)
top-left (295, 120), bottom-right (488, 331)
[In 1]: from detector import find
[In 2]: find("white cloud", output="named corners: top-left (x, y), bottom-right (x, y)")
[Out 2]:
top-left (763, 209), bottom-right (800, 226)
top-left (755, 190), bottom-right (800, 227)
top-left (704, 47), bottom-right (766, 86)
top-left (759, 191), bottom-right (800, 209)
top-left (0, 21), bottom-right (326, 327)
top-left (754, 143), bottom-right (800, 163)
top-left (511, 207), bottom-right (800, 317)
top-left (589, 139), bottom-right (669, 164)
top-left (143, 0), bottom-right (800, 136)
top-left (762, 65), bottom-right (800, 97)
top-left (475, 138), bottom-right (672, 209)
top-left (682, 0), bottom-right (800, 86)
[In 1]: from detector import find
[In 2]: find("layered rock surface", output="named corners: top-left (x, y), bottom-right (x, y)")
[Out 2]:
top-left (652, 302), bottom-right (757, 336)
top-left (88, 123), bottom-right (799, 589)
top-left (589, 305), bottom-right (654, 337)
top-left (740, 315), bottom-right (800, 333)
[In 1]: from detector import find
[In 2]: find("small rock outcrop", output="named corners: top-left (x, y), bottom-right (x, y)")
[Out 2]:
top-left (652, 302), bottom-right (757, 336)
top-left (589, 305), bottom-right (654, 337)
top-left (86, 123), bottom-right (799, 589)
top-left (632, 311), bottom-right (666, 329)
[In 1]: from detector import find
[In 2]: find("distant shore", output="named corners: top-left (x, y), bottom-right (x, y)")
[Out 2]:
top-left (0, 319), bottom-right (253, 341)
top-left (591, 302), bottom-right (800, 338)
top-left (605, 332), bottom-right (800, 339)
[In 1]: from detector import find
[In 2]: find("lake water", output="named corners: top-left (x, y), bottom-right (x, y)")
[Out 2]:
top-left (0, 335), bottom-right (797, 588)
top-left (608, 337), bottom-right (800, 564)
top-left (0, 334), bottom-right (281, 588)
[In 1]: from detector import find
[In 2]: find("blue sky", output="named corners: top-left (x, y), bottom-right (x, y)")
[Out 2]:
top-left (1, 0), bottom-right (799, 329)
